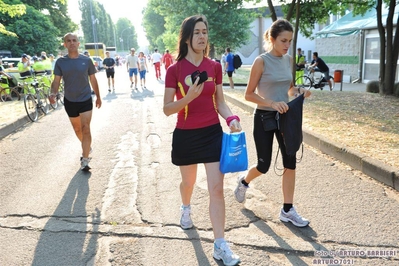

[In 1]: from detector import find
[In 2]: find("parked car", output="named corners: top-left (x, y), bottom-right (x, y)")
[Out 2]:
top-left (1, 57), bottom-right (21, 69)
top-left (91, 56), bottom-right (104, 70)
top-left (2, 57), bottom-right (34, 83)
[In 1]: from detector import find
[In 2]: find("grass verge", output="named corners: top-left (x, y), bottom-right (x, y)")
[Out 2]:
top-left (224, 88), bottom-right (399, 169)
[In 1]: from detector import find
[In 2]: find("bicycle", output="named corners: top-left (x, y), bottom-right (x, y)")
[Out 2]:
top-left (34, 72), bottom-right (61, 109)
top-left (295, 65), bottom-right (335, 91)
top-left (0, 75), bottom-right (22, 102)
top-left (18, 76), bottom-right (37, 95)
top-left (24, 78), bottom-right (49, 122)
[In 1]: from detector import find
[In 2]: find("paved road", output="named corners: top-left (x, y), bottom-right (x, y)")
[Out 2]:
top-left (1, 67), bottom-right (398, 265)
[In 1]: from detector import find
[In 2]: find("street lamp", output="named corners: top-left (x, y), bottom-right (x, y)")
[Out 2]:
top-left (120, 27), bottom-right (131, 53)
top-left (90, 0), bottom-right (99, 56)
top-left (127, 34), bottom-right (135, 51)
top-left (92, 18), bottom-right (99, 56)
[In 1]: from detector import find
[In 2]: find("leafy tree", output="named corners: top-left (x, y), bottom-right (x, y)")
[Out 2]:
top-left (143, 0), bottom-right (255, 58)
top-left (115, 18), bottom-right (138, 52)
top-left (0, 0), bottom-right (26, 36)
top-left (142, 3), bottom-right (165, 52)
top-left (0, 4), bottom-right (59, 56)
top-left (21, 0), bottom-right (77, 35)
top-left (79, 0), bottom-right (137, 52)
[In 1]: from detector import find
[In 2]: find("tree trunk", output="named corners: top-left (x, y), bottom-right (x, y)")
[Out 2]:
top-left (376, 0), bottom-right (386, 95)
top-left (209, 43), bottom-right (215, 60)
top-left (267, 0), bottom-right (278, 21)
top-left (292, 0), bottom-right (300, 82)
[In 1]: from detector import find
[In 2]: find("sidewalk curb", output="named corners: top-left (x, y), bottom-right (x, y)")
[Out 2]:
top-left (224, 93), bottom-right (399, 191)
top-left (0, 114), bottom-right (30, 140)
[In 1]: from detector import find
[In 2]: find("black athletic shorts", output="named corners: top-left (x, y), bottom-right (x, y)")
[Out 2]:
top-left (106, 71), bottom-right (115, 78)
top-left (227, 71), bottom-right (234, 77)
top-left (64, 97), bottom-right (93, 118)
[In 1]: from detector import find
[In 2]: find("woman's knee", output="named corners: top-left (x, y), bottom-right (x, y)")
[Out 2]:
top-left (256, 160), bottom-right (271, 174)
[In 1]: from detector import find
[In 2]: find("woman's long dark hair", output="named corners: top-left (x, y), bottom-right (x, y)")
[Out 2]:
top-left (176, 15), bottom-right (210, 61)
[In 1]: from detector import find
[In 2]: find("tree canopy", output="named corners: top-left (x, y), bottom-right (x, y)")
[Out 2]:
top-left (0, 0), bottom-right (76, 56)
top-left (78, 0), bottom-right (139, 53)
top-left (142, 0), bottom-right (256, 58)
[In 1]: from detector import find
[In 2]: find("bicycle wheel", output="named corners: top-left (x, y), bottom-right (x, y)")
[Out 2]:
top-left (24, 94), bottom-right (38, 122)
top-left (10, 88), bottom-right (21, 101)
top-left (38, 90), bottom-right (49, 114)
top-left (329, 76), bottom-right (335, 91)
top-left (295, 76), bottom-right (312, 90)
top-left (0, 89), bottom-right (6, 102)
top-left (0, 87), bottom-right (21, 102)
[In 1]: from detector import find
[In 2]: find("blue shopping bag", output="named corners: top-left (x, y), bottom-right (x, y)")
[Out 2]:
top-left (219, 131), bottom-right (248, 174)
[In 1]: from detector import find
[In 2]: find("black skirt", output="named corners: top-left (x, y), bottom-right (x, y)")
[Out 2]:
top-left (172, 123), bottom-right (223, 166)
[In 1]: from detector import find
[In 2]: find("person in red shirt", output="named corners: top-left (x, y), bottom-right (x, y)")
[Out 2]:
top-left (163, 15), bottom-right (242, 266)
top-left (162, 49), bottom-right (173, 70)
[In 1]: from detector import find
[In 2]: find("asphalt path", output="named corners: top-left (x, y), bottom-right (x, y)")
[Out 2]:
top-left (0, 66), bottom-right (398, 265)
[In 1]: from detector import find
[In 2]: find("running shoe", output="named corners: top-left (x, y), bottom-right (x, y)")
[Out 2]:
top-left (80, 157), bottom-right (91, 171)
top-left (180, 205), bottom-right (193, 229)
top-left (279, 207), bottom-right (309, 227)
top-left (213, 241), bottom-right (240, 266)
top-left (234, 175), bottom-right (248, 203)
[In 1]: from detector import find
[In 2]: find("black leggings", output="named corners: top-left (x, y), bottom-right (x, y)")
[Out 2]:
top-left (253, 110), bottom-right (296, 173)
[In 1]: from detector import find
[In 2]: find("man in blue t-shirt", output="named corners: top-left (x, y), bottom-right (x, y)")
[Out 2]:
top-left (310, 52), bottom-right (332, 90)
top-left (224, 47), bottom-right (235, 89)
top-left (103, 51), bottom-right (116, 92)
top-left (50, 32), bottom-right (102, 171)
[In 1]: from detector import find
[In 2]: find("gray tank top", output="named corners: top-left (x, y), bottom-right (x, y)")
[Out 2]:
top-left (256, 52), bottom-right (293, 111)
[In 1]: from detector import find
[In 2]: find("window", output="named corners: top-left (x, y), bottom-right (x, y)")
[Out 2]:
top-left (365, 37), bottom-right (380, 60)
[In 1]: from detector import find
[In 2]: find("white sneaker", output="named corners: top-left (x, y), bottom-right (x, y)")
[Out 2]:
top-left (213, 241), bottom-right (240, 266)
top-left (279, 207), bottom-right (309, 227)
top-left (234, 175), bottom-right (248, 203)
top-left (180, 205), bottom-right (193, 229)
top-left (80, 157), bottom-right (91, 171)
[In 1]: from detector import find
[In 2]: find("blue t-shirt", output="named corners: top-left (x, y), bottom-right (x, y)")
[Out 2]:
top-left (226, 52), bottom-right (235, 72)
top-left (54, 54), bottom-right (96, 102)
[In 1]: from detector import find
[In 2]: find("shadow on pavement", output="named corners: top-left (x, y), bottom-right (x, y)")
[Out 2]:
top-left (32, 170), bottom-right (101, 265)
top-left (130, 87), bottom-right (154, 101)
top-left (241, 208), bottom-right (324, 264)
top-left (183, 228), bottom-right (213, 266)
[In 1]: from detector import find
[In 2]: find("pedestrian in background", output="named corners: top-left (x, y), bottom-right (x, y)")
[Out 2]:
top-left (17, 54), bottom-right (32, 78)
top-left (103, 51), bottom-right (116, 92)
top-left (221, 51), bottom-right (226, 73)
top-left (224, 47), bottom-right (234, 89)
top-left (234, 19), bottom-right (312, 227)
top-left (151, 48), bottom-right (162, 80)
top-left (126, 48), bottom-right (140, 90)
top-left (49, 32), bottom-right (101, 171)
top-left (295, 48), bottom-right (306, 85)
top-left (163, 14), bottom-right (241, 266)
top-left (138, 51), bottom-right (148, 89)
top-left (162, 49), bottom-right (173, 71)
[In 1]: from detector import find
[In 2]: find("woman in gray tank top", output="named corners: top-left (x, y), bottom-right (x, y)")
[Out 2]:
top-left (233, 19), bottom-right (312, 228)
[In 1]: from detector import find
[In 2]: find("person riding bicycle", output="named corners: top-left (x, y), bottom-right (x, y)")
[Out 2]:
top-left (309, 52), bottom-right (332, 90)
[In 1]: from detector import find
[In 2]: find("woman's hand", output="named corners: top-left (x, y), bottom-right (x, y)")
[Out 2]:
top-left (186, 77), bottom-right (204, 100)
top-left (229, 119), bottom-right (242, 133)
top-left (301, 88), bottom-right (311, 98)
top-left (271, 101), bottom-right (289, 114)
